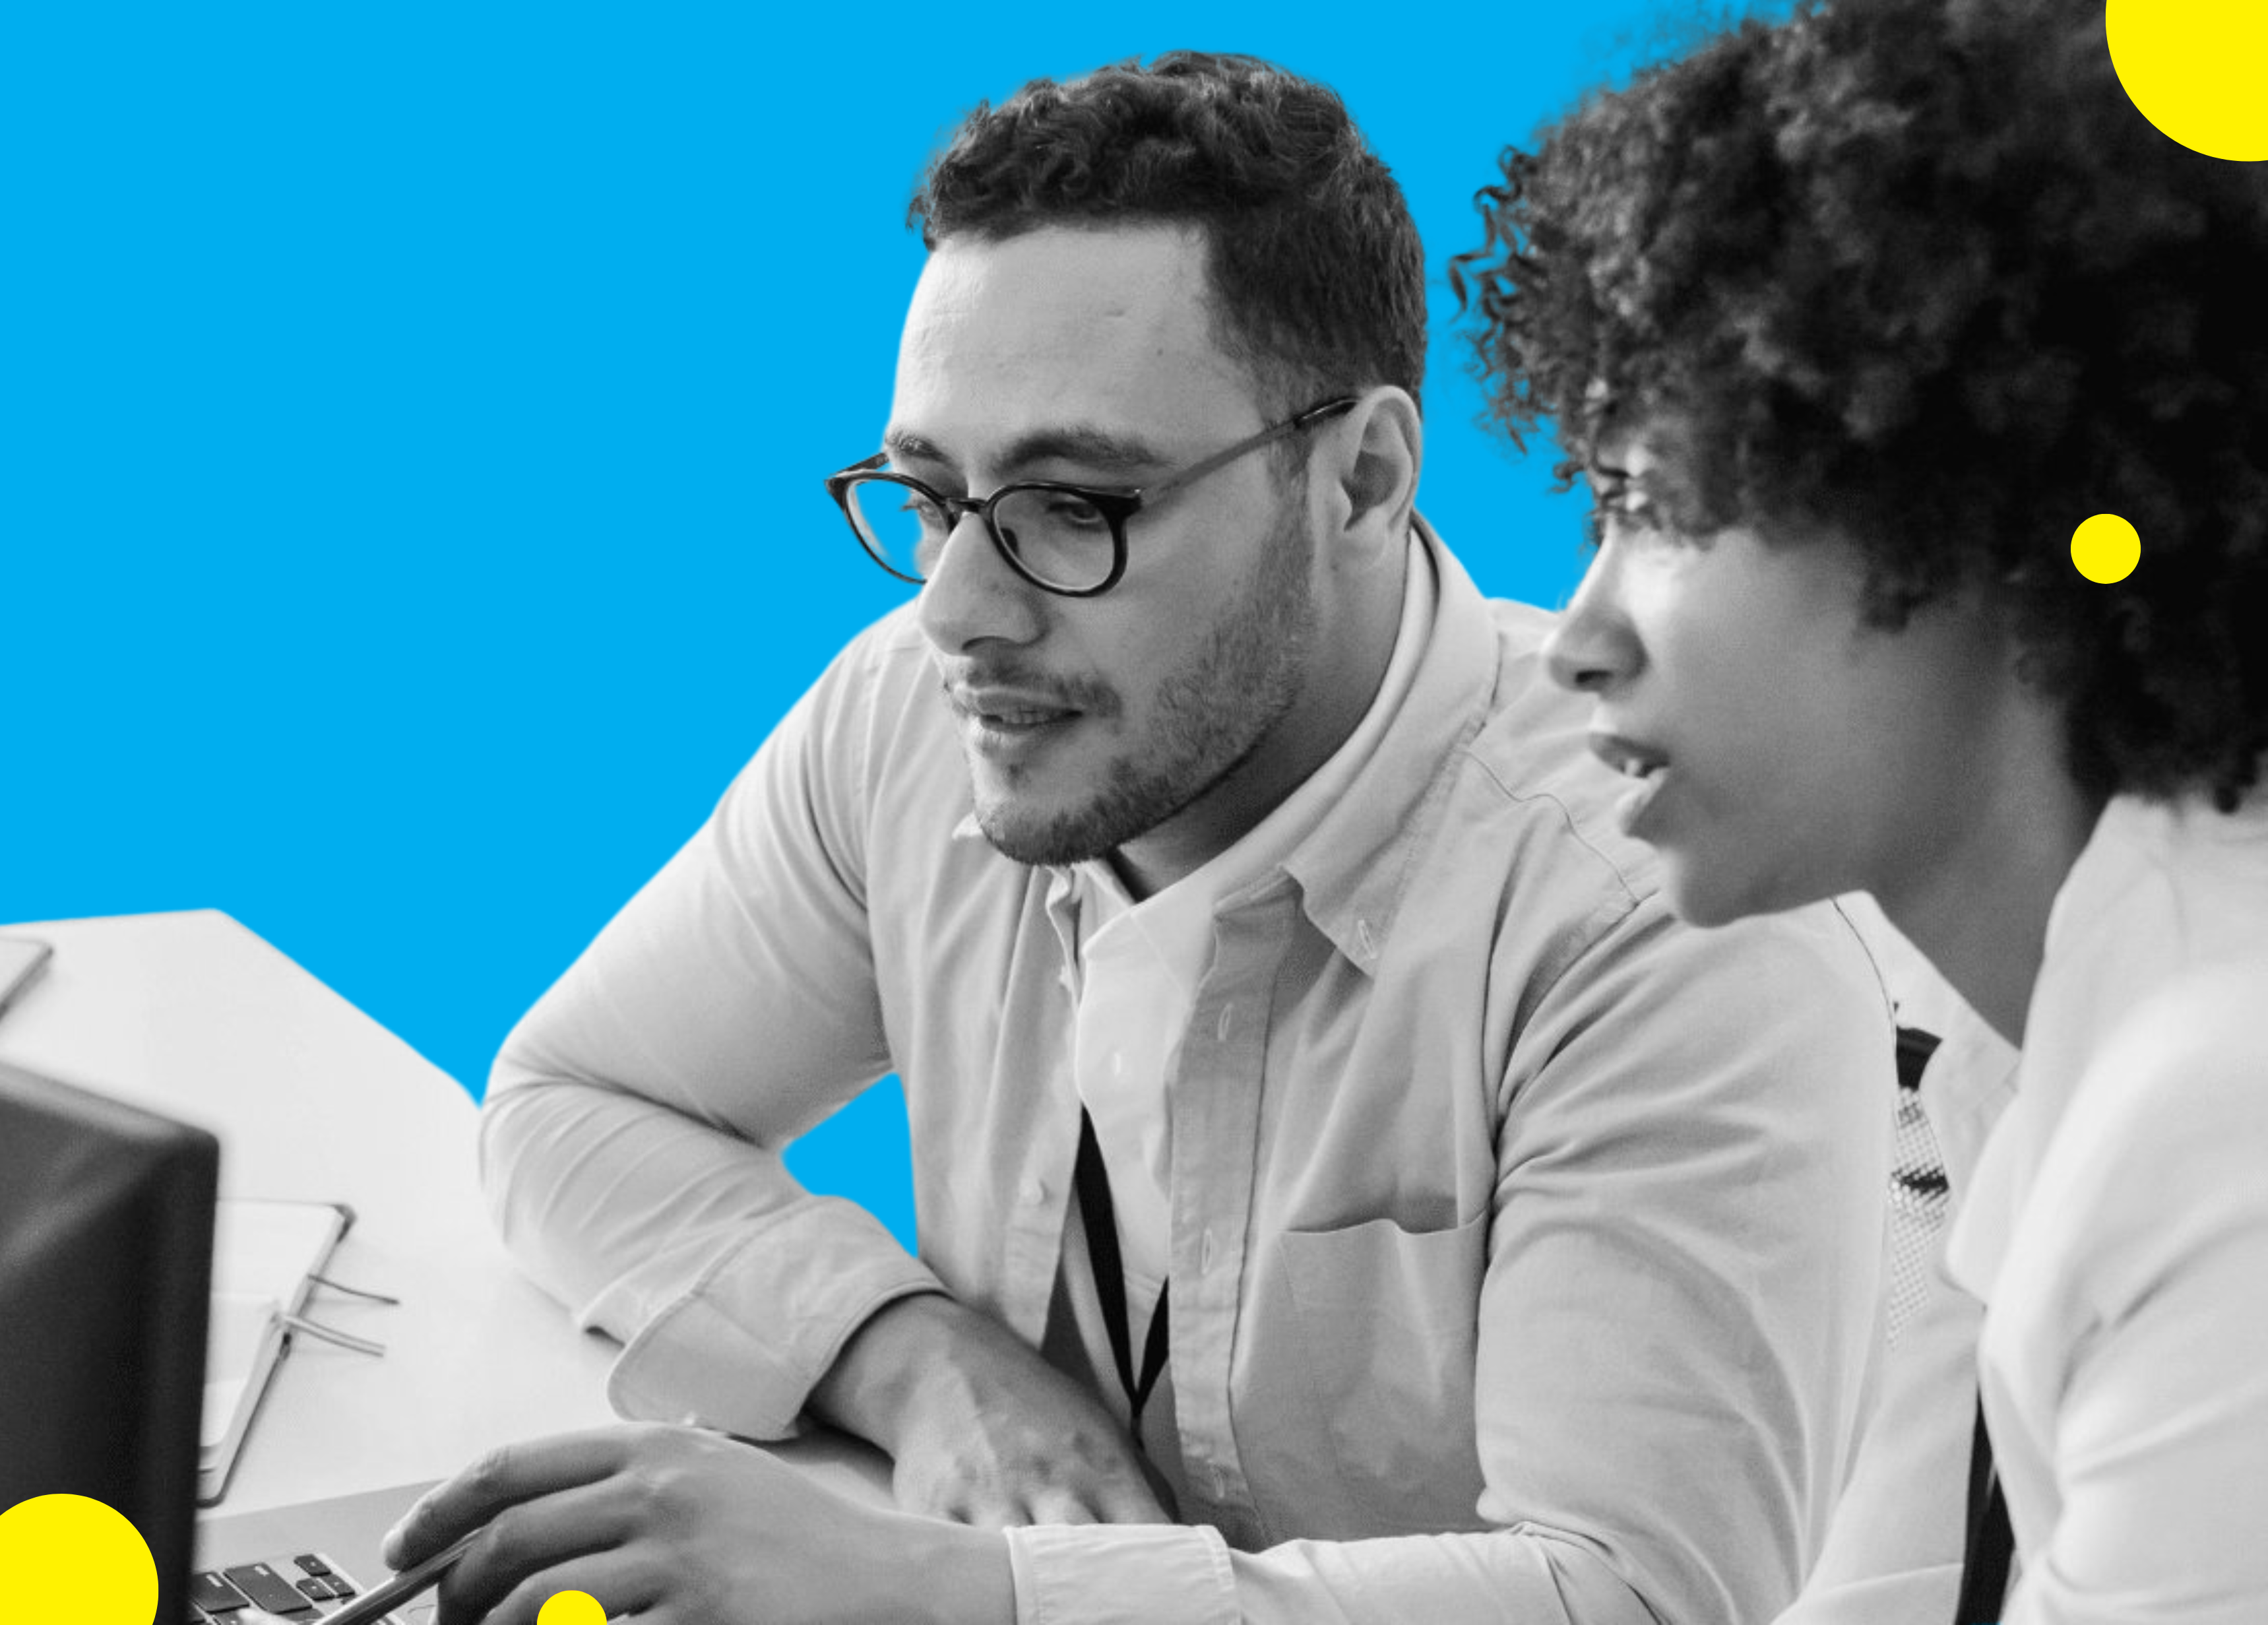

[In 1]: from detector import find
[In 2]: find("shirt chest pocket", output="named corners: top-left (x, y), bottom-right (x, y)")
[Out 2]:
top-left (1265, 1211), bottom-right (1492, 1533)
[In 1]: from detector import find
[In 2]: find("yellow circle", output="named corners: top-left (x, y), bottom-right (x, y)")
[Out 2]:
top-left (2071, 513), bottom-right (2142, 583)
top-left (0, 1494), bottom-right (158, 1625)
top-left (537, 1590), bottom-right (608, 1625)
top-left (2107, 0), bottom-right (2268, 161)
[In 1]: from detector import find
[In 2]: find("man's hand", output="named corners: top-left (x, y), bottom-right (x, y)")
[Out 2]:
top-left (379, 1424), bottom-right (1011, 1625)
top-left (811, 1292), bottom-right (1172, 1528)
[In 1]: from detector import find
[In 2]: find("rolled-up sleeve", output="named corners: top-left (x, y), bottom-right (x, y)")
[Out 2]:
top-left (481, 616), bottom-right (943, 1437)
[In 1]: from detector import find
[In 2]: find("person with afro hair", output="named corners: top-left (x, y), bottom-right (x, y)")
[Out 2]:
top-left (1457, 0), bottom-right (2268, 1619)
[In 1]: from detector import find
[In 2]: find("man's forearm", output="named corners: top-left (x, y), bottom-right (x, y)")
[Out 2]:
top-left (808, 1289), bottom-right (964, 1450)
top-left (481, 1077), bottom-right (941, 1435)
top-left (811, 1280), bottom-right (1176, 1531)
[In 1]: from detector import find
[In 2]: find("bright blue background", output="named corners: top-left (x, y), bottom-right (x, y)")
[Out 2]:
top-left (5, 2), bottom-right (1777, 1247)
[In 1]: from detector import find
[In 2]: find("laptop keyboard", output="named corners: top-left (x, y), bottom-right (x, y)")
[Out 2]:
top-left (187, 1552), bottom-right (421, 1624)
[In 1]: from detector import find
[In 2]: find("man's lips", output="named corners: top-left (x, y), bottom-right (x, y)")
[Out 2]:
top-left (950, 687), bottom-right (1084, 729)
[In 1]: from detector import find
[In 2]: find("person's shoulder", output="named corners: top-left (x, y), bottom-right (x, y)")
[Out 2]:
top-left (791, 602), bottom-right (956, 755)
top-left (812, 600), bottom-right (938, 703)
top-left (2082, 956), bottom-right (2268, 1135)
top-left (2014, 953), bottom-right (2268, 1317)
top-left (2045, 791), bottom-right (2268, 1121)
top-left (1430, 596), bottom-right (1886, 1013)
top-left (709, 600), bottom-right (966, 845)
top-left (1449, 594), bottom-right (1664, 907)
top-left (2031, 952), bottom-right (2268, 1244)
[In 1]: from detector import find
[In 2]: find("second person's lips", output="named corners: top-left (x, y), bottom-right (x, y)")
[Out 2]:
top-left (1587, 730), bottom-right (1670, 782)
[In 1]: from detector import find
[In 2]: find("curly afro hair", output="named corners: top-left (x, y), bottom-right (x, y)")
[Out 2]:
top-left (1453, 0), bottom-right (2268, 808)
top-left (911, 51), bottom-right (1426, 418)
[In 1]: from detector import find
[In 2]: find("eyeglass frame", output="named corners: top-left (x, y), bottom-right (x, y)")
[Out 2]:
top-left (822, 395), bottom-right (1360, 598)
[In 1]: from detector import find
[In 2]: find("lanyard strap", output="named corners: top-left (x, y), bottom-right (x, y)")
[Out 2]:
top-left (1953, 1397), bottom-right (2015, 1623)
top-left (1895, 1025), bottom-right (1942, 1092)
top-left (1073, 1107), bottom-right (1170, 1439)
top-left (1901, 1025), bottom-right (2013, 1624)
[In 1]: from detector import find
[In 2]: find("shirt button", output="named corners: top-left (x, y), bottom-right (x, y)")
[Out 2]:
top-left (1019, 1176), bottom-right (1047, 1207)
top-left (1210, 1465), bottom-right (1230, 1499)
top-left (1215, 1004), bottom-right (1236, 1042)
top-left (1200, 1229), bottom-right (1219, 1271)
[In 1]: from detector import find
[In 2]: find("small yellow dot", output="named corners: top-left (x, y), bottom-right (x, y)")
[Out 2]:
top-left (0, 1494), bottom-right (158, 1625)
top-left (2107, 0), bottom-right (2268, 162)
top-left (2071, 513), bottom-right (2142, 583)
top-left (538, 1590), bottom-right (608, 1625)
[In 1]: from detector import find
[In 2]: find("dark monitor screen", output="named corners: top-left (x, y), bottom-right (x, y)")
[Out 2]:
top-left (0, 1058), bottom-right (218, 1623)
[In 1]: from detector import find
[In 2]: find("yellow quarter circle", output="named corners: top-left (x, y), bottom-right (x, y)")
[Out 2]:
top-left (2107, 0), bottom-right (2268, 161)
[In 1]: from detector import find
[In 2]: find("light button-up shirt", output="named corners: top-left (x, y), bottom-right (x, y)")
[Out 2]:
top-left (482, 520), bottom-right (1897, 1625)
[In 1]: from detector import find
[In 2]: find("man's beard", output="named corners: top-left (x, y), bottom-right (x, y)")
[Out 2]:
top-left (972, 505), bottom-right (1318, 869)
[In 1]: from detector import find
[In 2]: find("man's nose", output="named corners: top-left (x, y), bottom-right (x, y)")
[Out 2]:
top-left (917, 508), bottom-right (1047, 656)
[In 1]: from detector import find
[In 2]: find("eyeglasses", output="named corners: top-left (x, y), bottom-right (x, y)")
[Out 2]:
top-left (823, 396), bottom-right (1358, 598)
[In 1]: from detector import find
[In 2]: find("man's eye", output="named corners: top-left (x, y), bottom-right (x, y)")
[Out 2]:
top-left (897, 495), bottom-right (952, 534)
top-left (1041, 495), bottom-right (1109, 530)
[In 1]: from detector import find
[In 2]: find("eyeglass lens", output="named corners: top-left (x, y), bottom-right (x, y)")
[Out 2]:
top-left (845, 480), bottom-right (1118, 592)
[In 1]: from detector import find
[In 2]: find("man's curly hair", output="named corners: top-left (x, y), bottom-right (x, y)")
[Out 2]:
top-left (1453, 0), bottom-right (2268, 807)
top-left (911, 51), bottom-right (1426, 417)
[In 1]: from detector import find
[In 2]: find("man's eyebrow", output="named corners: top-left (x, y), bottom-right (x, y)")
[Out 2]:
top-left (997, 426), bottom-right (1166, 480)
top-left (881, 427), bottom-right (949, 466)
top-left (880, 424), bottom-right (1169, 482)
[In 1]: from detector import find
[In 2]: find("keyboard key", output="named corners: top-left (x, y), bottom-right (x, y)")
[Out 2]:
top-left (296, 1579), bottom-right (332, 1604)
top-left (222, 1563), bottom-right (317, 1614)
top-left (294, 1555), bottom-right (332, 1577)
top-left (324, 1576), bottom-right (357, 1599)
top-left (191, 1572), bottom-right (254, 1613)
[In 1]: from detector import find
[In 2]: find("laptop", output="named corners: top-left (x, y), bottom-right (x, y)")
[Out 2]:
top-left (195, 1481), bottom-right (441, 1624)
top-left (0, 1058), bottom-right (437, 1624)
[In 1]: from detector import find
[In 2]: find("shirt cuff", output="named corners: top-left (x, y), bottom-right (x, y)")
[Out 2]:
top-left (605, 1199), bottom-right (943, 1436)
top-left (1005, 1523), bottom-right (1238, 1625)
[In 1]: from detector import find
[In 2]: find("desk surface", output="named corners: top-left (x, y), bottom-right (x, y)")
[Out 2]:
top-left (0, 909), bottom-right (623, 1512)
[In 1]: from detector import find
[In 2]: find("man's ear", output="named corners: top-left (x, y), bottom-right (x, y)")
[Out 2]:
top-left (1322, 387), bottom-right (1422, 550)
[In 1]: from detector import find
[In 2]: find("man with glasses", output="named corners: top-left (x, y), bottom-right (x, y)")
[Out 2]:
top-left (394, 51), bottom-right (1896, 1625)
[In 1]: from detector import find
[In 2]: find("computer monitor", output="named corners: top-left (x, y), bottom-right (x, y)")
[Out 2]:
top-left (1, 1057), bottom-right (219, 1624)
